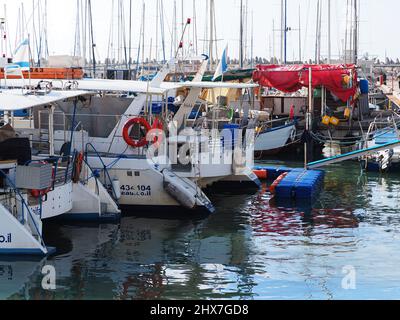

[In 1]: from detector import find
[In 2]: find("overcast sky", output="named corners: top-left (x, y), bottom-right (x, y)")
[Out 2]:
top-left (0, 0), bottom-right (398, 62)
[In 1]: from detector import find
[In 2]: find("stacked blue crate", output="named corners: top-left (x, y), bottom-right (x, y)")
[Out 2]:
top-left (274, 169), bottom-right (325, 200)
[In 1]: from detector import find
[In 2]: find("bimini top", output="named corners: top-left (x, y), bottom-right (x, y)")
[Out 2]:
top-left (1, 78), bottom-right (258, 95)
top-left (253, 64), bottom-right (357, 102)
top-left (0, 89), bottom-right (91, 111)
top-left (162, 81), bottom-right (259, 90)
top-left (1, 79), bottom-right (168, 95)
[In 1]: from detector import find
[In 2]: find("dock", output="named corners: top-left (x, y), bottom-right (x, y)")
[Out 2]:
top-left (307, 140), bottom-right (400, 169)
top-left (254, 166), bottom-right (325, 201)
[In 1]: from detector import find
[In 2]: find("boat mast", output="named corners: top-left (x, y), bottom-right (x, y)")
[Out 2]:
top-left (328, 0), bottom-right (331, 63)
top-left (121, 0), bottom-right (128, 69)
top-left (315, 0), bottom-right (321, 64)
top-left (155, 0), bottom-right (159, 62)
top-left (141, 1), bottom-right (145, 73)
top-left (44, 0), bottom-right (49, 59)
top-left (239, 0), bottom-right (243, 68)
top-left (74, 0), bottom-right (81, 57)
top-left (209, 0), bottom-right (214, 70)
top-left (128, 0), bottom-right (132, 72)
top-left (353, 0), bottom-right (358, 64)
top-left (298, 4), bottom-right (302, 63)
top-left (160, 0), bottom-right (166, 62)
top-left (193, 0), bottom-right (198, 55)
top-left (280, 0), bottom-right (283, 63)
top-left (284, 0), bottom-right (287, 64)
top-left (250, 10), bottom-right (254, 68)
top-left (88, 0), bottom-right (96, 77)
top-left (272, 19), bottom-right (275, 62)
top-left (82, 0), bottom-right (87, 66)
top-left (173, 0), bottom-right (177, 57)
top-left (344, 0), bottom-right (349, 63)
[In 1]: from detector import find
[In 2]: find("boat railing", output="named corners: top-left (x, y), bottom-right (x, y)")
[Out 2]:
top-left (0, 169), bottom-right (46, 249)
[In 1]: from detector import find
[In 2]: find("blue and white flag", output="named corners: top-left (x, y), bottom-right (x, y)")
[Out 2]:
top-left (212, 45), bottom-right (228, 81)
top-left (13, 39), bottom-right (30, 71)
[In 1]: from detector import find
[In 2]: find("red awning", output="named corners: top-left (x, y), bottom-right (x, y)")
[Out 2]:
top-left (253, 64), bottom-right (358, 102)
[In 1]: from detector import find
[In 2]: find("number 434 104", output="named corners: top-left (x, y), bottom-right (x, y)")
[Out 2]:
top-left (120, 185), bottom-right (151, 192)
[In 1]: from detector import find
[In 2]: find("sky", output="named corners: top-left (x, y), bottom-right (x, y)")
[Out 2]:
top-left (0, 0), bottom-right (398, 63)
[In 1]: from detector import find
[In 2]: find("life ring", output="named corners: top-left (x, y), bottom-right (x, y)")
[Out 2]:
top-left (151, 118), bottom-right (164, 147)
top-left (123, 117), bottom-right (152, 148)
top-left (30, 162), bottom-right (54, 198)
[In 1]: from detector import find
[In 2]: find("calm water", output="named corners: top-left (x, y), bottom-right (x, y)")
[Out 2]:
top-left (2, 161), bottom-right (400, 300)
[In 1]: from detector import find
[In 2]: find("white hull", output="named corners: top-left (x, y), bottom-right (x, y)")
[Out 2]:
top-left (87, 156), bottom-right (215, 212)
top-left (255, 124), bottom-right (295, 152)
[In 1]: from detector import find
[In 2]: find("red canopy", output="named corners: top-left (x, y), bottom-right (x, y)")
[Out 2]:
top-left (253, 64), bottom-right (358, 102)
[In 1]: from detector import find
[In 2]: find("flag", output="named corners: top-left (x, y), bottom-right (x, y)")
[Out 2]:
top-left (212, 45), bottom-right (228, 81)
top-left (13, 39), bottom-right (30, 71)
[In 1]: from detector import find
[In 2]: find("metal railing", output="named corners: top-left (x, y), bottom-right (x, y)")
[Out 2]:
top-left (0, 169), bottom-right (46, 249)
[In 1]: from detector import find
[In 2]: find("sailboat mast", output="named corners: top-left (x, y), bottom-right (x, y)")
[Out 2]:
top-left (173, 0), bottom-right (177, 57)
top-left (280, 0), bottom-right (283, 63)
top-left (88, 0), bottom-right (96, 77)
top-left (141, 1), bottom-right (145, 72)
top-left (160, 0), bottom-right (166, 62)
top-left (155, 0), bottom-right (159, 62)
top-left (74, 0), bottom-right (81, 57)
top-left (193, 0), bottom-right (198, 55)
top-left (284, 0), bottom-right (287, 64)
top-left (298, 4), bottom-right (302, 63)
top-left (315, 0), bottom-right (320, 64)
top-left (328, 0), bottom-right (331, 63)
top-left (354, 0), bottom-right (358, 64)
top-left (251, 10), bottom-right (254, 68)
top-left (239, 0), bottom-right (243, 68)
top-left (128, 0), bottom-right (132, 71)
top-left (209, 0), bottom-right (214, 70)
top-left (272, 19), bottom-right (275, 62)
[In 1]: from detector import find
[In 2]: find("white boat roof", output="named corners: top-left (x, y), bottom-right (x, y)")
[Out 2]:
top-left (1, 79), bottom-right (168, 95)
top-left (91, 79), bottom-right (258, 90)
top-left (0, 89), bottom-right (91, 111)
top-left (1, 78), bottom-right (258, 95)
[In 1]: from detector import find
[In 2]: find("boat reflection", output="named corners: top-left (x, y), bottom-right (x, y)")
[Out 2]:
top-left (247, 185), bottom-right (359, 237)
top-left (4, 211), bottom-right (256, 300)
top-left (0, 257), bottom-right (48, 300)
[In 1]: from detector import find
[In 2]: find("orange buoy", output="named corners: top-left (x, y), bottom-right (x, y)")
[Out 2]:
top-left (269, 172), bottom-right (288, 194)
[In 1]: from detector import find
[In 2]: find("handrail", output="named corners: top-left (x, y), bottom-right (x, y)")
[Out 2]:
top-left (0, 169), bottom-right (46, 249)
top-left (85, 143), bottom-right (121, 200)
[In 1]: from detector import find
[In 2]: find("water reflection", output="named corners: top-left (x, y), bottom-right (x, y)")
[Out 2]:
top-left (1, 162), bottom-right (400, 300)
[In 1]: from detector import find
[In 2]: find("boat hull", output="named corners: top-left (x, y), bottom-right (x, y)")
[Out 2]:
top-left (255, 123), bottom-right (295, 152)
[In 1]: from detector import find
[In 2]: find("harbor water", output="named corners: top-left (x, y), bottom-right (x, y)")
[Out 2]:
top-left (1, 161), bottom-right (400, 300)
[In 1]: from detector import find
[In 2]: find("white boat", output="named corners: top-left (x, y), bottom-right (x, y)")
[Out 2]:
top-left (360, 115), bottom-right (400, 172)
top-left (254, 121), bottom-right (296, 153)
top-left (0, 90), bottom-right (122, 255)
top-left (1, 57), bottom-right (260, 216)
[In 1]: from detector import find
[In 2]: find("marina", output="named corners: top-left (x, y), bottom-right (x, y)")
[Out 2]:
top-left (0, 0), bottom-right (400, 303)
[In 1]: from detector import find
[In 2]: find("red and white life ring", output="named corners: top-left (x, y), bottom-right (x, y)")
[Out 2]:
top-left (151, 118), bottom-right (164, 147)
top-left (122, 117), bottom-right (152, 148)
